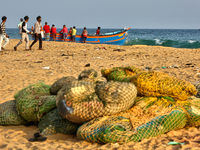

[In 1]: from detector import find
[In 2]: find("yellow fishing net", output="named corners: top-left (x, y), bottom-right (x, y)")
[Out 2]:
top-left (102, 67), bottom-right (197, 101)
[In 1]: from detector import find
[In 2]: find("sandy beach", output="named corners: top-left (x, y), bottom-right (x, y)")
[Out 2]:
top-left (0, 39), bottom-right (200, 150)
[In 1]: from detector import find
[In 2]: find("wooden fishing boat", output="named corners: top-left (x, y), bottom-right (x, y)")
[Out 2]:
top-left (33, 28), bottom-right (130, 45)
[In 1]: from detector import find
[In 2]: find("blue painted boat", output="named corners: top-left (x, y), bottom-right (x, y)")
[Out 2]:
top-left (33, 28), bottom-right (130, 45)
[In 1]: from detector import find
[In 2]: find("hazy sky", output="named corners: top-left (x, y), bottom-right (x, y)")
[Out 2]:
top-left (1, 0), bottom-right (200, 29)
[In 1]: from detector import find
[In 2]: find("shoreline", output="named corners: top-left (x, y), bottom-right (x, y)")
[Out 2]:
top-left (0, 39), bottom-right (200, 149)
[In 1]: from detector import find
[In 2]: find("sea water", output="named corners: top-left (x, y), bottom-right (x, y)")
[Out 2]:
top-left (6, 28), bottom-right (200, 49)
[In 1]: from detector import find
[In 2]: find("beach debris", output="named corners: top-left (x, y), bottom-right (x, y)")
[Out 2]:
top-left (34, 60), bottom-right (43, 63)
top-left (102, 47), bottom-right (107, 50)
top-left (161, 66), bottom-right (166, 69)
top-left (172, 64), bottom-right (179, 68)
top-left (29, 132), bottom-right (47, 142)
top-left (94, 47), bottom-right (101, 50)
top-left (113, 49), bottom-right (126, 52)
top-left (26, 54), bottom-right (30, 57)
top-left (42, 66), bottom-right (50, 69)
top-left (85, 63), bottom-right (90, 67)
top-left (167, 141), bottom-right (185, 145)
top-left (145, 66), bottom-right (152, 70)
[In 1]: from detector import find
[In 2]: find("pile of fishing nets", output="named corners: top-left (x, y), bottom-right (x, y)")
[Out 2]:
top-left (57, 80), bottom-right (137, 124)
top-left (1, 67), bottom-right (200, 144)
top-left (38, 109), bottom-right (80, 136)
top-left (14, 82), bottom-right (57, 123)
top-left (102, 67), bottom-right (197, 101)
top-left (77, 96), bottom-right (200, 144)
top-left (0, 100), bottom-right (28, 126)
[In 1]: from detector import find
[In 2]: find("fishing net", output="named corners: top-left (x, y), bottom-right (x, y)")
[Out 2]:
top-left (38, 109), bottom-right (80, 136)
top-left (78, 69), bottom-right (98, 80)
top-left (101, 66), bottom-right (142, 82)
top-left (77, 97), bottom-right (187, 144)
top-left (15, 82), bottom-right (57, 122)
top-left (130, 72), bottom-right (197, 101)
top-left (96, 81), bottom-right (137, 116)
top-left (102, 67), bottom-right (197, 101)
top-left (0, 100), bottom-right (28, 126)
top-left (57, 80), bottom-right (137, 124)
top-left (50, 76), bottom-right (77, 95)
top-left (194, 82), bottom-right (200, 98)
top-left (182, 96), bottom-right (200, 127)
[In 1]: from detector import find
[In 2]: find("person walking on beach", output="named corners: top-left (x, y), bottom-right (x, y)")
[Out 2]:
top-left (51, 24), bottom-right (57, 41)
top-left (30, 16), bottom-right (43, 50)
top-left (43, 22), bottom-right (50, 41)
top-left (96, 27), bottom-right (101, 35)
top-left (0, 16), bottom-right (9, 51)
top-left (60, 25), bottom-right (68, 42)
top-left (17, 18), bottom-right (23, 34)
top-left (72, 26), bottom-right (76, 42)
top-left (82, 27), bottom-right (88, 43)
top-left (14, 16), bottom-right (31, 51)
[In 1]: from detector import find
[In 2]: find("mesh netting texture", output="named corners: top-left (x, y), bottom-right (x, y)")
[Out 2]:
top-left (14, 82), bottom-right (57, 122)
top-left (78, 69), bottom-right (98, 80)
top-left (101, 66), bottom-right (142, 82)
top-left (102, 67), bottom-right (197, 101)
top-left (77, 97), bottom-right (186, 143)
top-left (38, 109), bottom-right (80, 136)
top-left (77, 96), bottom-right (200, 144)
top-left (0, 100), bottom-right (28, 126)
top-left (57, 80), bottom-right (137, 124)
top-left (50, 76), bottom-right (77, 95)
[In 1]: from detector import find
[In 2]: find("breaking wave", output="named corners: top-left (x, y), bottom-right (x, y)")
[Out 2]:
top-left (124, 39), bottom-right (200, 49)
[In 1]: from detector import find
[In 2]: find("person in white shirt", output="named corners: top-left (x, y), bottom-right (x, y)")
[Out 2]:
top-left (17, 18), bottom-right (23, 34)
top-left (30, 16), bottom-right (43, 50)
top-left (14, 16), bottom-right (31, 51)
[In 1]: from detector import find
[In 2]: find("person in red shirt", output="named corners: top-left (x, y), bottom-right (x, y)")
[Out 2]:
top-left (82, 27), bottom-right (88, 43)
top-left (96, 27), bottom-right (101, 35)
top-left (43, 22), bottom-right (50, 41)
top-left (51, 24), bottom-right (57, 41)
top-left (59, 25), bottom-right (68, 42)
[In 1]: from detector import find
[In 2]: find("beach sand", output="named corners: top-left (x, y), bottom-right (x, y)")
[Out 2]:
top-left (0, 39), bottom-right (200, 149)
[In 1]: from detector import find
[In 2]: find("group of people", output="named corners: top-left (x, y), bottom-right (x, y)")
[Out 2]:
top-left (0, 15), bottom-right (102, 51)
top-left (43, 23), bottom-right (78, 42)
top-left (14, 15), bottom-right (43, 51)
top-left (42, 24), bottom-right (101, 43)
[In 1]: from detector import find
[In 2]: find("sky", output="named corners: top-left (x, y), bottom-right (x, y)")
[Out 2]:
top-left (1, 0), bottom-right (200, 29)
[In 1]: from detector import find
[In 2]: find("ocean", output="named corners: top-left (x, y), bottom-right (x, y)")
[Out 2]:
top-left (6, 28), bottom-right (200, 49)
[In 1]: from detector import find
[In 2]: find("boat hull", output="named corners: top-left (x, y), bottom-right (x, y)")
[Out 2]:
top-left (32, 28), bottom-right (129, 45)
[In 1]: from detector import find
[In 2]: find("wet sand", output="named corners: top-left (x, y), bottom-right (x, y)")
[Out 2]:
top-left (0, 39), bottom-right (200, 149)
